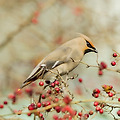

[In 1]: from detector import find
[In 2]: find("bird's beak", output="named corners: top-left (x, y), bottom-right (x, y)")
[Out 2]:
top-left (93, 48), bottom-right (98, 53)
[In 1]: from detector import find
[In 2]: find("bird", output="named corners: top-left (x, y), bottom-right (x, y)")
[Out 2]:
top-left (21, 33), bottom-right (97, 88)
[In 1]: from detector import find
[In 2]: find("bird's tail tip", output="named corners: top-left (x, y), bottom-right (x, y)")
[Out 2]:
top-left (20, 80), bottom-right (33, 89)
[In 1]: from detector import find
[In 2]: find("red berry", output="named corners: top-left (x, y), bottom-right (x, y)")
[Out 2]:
top-left (84, 114), bottom-right (89, 119)
top-left (8, 93), bottom-right (15, 99)
top-left (41, 94), bottom-right (46, 99)
top-left (117, 110), bottom-right (120, 116)
top-left (51, 82), bottom-right (55, 87)
top-left (118, 98), bottom-right (120, 102)
top-left (98, 70), bottom-right (103, 75)
top-left (78, 78), bottom-right (82, 83)
top-left (25, 88), bottom-right (33, 96)
top-left (94, 93), bottom-right (99, 98)
top-left (37, 103), bottom-right (41, 108)
top-left (113, 53), bottom-right (117, 57)
top-left (28, 103), bottom-right (36, 110)
top-left (3, 101), bottom-right (8, 105)
top-left (28, 105), bottom-right (34, 110)
top-left (39, 113), bottom-right (43, 118)
top-left (54, 80), bottom-right (59, 85)
top-left (55, 87), bottom-right (60, 92)
top-left (108, 92), bottom-right (113, 97)
top-left (42, 102), bottom-right (46, 107)
top-left (78, 112), bottom-right (82, 116)
top-left (111, 61), bottom-right (116, 66)
top-left (32, 17), bottom-right (38, 24)
top-left (34, 11), bottom-right (40, 17)
top-left (47, 90), bottom-right (52, 94)
top-left (46, 101), bottom-right (51, 106)
top-left (89, 110), bottom-right (93, 115)
top-left (93, 88), bottom-right (100, 94)
top-left (55, 106), bottom-right (61, 113)
top-left (99, 109), bottom-right (104, 114)
top-left (63, 96), bottom-right (72, 104)
top-left (94, 101), bottom-right (99, 106)
top-left (109, 85), bottom-right (113, 89)
top-left (27, 113), bottom-right (32, 116)
top-left (0, 104), bottom-right (4, 108)
top-left (53, 115), bottom-right (58, 119)
top-left (96, 107), bottom-right (100, 111)
top-left (39, 81), bottom-right (44, 86)
top-left (100, 62), bottom-right (107, 69)
top-left (54, 98), bottom-right (59, 103)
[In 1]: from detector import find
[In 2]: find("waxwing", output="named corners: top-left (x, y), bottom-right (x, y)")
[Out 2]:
top-left (21, 33), bottom-right (97, 88)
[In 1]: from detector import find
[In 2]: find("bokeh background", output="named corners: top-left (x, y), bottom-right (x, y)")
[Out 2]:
top-left (0, 0), bottom-right (120, 120)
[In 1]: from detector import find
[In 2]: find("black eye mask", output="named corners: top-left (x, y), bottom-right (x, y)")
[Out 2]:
top-left (86, 40), bottom-right (96, 50)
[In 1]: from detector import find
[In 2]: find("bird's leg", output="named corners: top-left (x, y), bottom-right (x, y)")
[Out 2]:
top-left (38, 94), bottom-right (42, 103)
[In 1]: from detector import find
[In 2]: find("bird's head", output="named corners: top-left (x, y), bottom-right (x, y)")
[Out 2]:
top-left (79, 34), bottom-right (98, 54)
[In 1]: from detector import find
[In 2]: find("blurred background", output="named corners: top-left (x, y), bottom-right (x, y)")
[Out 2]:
top-left (0, 0), bottom-right (120, 119)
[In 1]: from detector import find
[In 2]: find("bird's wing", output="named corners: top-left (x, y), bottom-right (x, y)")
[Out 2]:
top-left (26, 46), bottom-right (72, 81)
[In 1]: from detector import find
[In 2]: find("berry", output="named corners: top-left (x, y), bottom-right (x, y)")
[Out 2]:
top-left (25, 88), bottom-right (33, 96)
top-left (63, 96), bottom-right (72, 104)
top-left (28, 103), bottom-right (36, 110)
top-left (93, 88), bottom-right (100, 94)
top-left (118, 98), bottom-right (120, 102)
top-left (54, 80), bottom-right (59, 85)
top-left (94, 101), bottom-right (99, 106)
top-left (89, 110), bottom-right (93, 115)
top-left (78, 112), bottom-right (82, 117)
top-left (96, 107), bottom-right (100, 111)
top-left (78, 78), bottom-right (82, 83)
top-left (32, 17), bottom-right (38, 24)
top-left (53, 115), bottom-right (58, 120)
top-left (27, 113), bottom-right (32, 116)
top-left (54, 98), bottom-right (59, 103)
top-left (46, 101), bottom-right (51, 106)
top-left (108, 92), bottom-right (113, 97)
top-left (0, 104), bottom-right (4, 108)
top-left (84, 114), bottom-right (89, 119)
top-left (100, 62), bottom-right (107, 69)
top-left (113, 53), bottom-right (117, 57)
top-left (51, 82), bottom-right (55, 87)
top-left (117, 110), bottom-right (120, 116)
top-left (47, 90), bottom-right (52, 94)
top-left (94, 93), bottom-right (99, 98)
top-left (37, 103), bottom-right (41, 108)
top-left (3, 101), bottom-right (8, 105)
top-left (39, 113), bottom-right (43, 118)
top-left (111, 61), bottom-right (116, 66)
top-left (39, 81), bottom-right (44, 86)
top-left (34, 11), bottom-right (40, 17)
top-left (41, 94), bottom-right (46, 99)
top-left (55, 106), bottom-right (61, 113)
top-left (55, 87), bottom-right (60, 92)
top-left (28, 105), bottom-right (34, 110)
top-left (99, 109), bottom-right (104, 114)
top-left (98, 70), bottom-right (103, 75)
top-left (42, 102), bottom-right (46, 107)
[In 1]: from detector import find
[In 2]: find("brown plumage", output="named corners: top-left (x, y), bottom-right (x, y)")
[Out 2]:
top-left (21, 34), bottom-right (97, 88)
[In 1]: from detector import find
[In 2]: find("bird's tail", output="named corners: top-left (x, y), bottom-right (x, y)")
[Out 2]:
top-left (20, 65), bottom-right (46, 89)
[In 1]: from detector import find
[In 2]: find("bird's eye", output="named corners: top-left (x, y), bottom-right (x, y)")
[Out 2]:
top-left (86, 40), bottom-right (95, 49)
